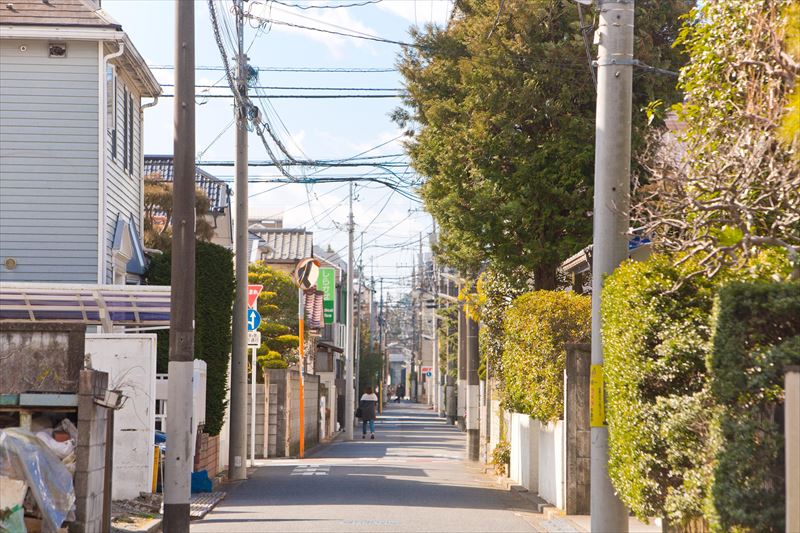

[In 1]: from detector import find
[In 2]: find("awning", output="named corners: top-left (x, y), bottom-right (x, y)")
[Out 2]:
top-left (0, 282), bottom-right (171, 331)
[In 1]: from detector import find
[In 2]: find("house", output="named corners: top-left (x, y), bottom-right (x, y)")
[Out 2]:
top-left (248, 217), bottom-right (313, 275)
top-left (0, 0), bottom-right (160, 284)
top-left (143, 156), bottom-right (234, 248)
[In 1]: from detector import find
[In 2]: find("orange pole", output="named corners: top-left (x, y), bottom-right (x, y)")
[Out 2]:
top-left (299, 307), bottom-right (305, 459)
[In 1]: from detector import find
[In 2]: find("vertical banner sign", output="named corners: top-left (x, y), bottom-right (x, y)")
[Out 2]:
top-left (318, 267), bottom-right (336, 325)
top-left (590, 364), bottom-right (606, 427)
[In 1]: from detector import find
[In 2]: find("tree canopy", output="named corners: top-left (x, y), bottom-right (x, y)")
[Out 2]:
top-left (249, 262), bottom-right (300, 368)
top-left (396, 0), bottom-right (689, 287)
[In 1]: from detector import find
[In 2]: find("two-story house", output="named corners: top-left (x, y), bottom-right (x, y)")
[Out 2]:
top-left (0, 0), bottom-right (161, 284)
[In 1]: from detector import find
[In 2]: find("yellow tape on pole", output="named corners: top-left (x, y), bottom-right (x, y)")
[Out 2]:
top-left (590, 364), bottom-right (606, 427)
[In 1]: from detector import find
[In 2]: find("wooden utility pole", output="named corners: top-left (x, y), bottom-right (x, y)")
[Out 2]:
top-left (164, 0), bottom-right (195, 528)
top-left (228, 0), bottom-right (249, 482)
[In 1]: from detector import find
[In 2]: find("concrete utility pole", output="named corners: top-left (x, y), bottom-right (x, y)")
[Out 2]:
top-left (354, 249), bottom-right (363, 398)
top-left (228, 0), bottom-right (249, 482)
top-left (466, 311), bottom-right (480, 461)
top-left (445, 277), bottom-right (457, 424)
top-left (163, 0), bottom-right (195, 528)
top-left (432, 251), bottom-right (441, 415)
top-left (590, 1), bottom-right (634, 531)
top-left (344, 182), bottom-right (355, 440)
top-left (457, 298), bottom-right (466, 430)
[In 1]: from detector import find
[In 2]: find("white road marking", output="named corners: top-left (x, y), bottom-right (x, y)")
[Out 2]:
top-left (290, 464), bottom-right (330, 476)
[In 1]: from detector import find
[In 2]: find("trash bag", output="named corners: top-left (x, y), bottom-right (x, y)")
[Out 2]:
top-left (0, 504), bottom-right (26, 533)
top-left (0, 428), bottom-right (75, 532)
top-left (191, 470), bottom-right (212, 493)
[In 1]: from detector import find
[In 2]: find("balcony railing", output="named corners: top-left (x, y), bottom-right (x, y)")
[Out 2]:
top-left (319, 323), bottom-right (346, 349)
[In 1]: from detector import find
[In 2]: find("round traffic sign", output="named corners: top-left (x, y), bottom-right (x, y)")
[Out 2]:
top-left (247, 308), bottom-right (261, 331)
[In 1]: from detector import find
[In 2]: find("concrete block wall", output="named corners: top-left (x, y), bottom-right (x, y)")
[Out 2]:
top-left (194, 432), bottom-right (220, 477)
top-left (71, 369), bottom-right (110, 533)
top-left (245, 384), bottom-right (266, 458)
top-left (264, 369), bottom-right (320, 457)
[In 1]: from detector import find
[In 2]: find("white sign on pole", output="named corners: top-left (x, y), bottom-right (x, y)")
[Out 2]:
top-left (247, 331), bottom-right (261, 347)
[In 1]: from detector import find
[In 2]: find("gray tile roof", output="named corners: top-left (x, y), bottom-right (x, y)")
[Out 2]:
top-left (143, 156), bottom-right (231, 211)
top-left (0, 0), bottom-right (120, 28)
top-left (252, 229), bottom-right (313, 263)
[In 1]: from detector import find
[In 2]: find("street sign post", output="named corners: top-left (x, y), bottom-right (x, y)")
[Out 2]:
top-left (291, 257), bottom-right (321, 459)
top-left (247, 331), bottom-right (261, 347)
top-left (247, 284), bottom-right (263, 308)
top-left (318, 267), bottom-right (336, 325)
top-left (247, 309), bottom-right (261, 331)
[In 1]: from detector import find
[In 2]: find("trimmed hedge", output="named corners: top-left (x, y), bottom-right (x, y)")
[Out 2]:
top-left (602, 255), bottom-right (720, 524)
top-left (709, 282), bottom-right (800, 532)
top-left (603, 251), bottom-right (793, 530)
top-left (145, 240), bottom-right (235, 436)
top-left (501, 290), bottom-right (590, 421)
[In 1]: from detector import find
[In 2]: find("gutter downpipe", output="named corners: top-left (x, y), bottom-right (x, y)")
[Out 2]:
top-left (140, 96), bottom-right (159, 240)
top-left (99, 40), bottom-right (124, 284)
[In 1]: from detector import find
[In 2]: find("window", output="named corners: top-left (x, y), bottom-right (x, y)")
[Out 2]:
top-left (122, 87), bottom-right (128, 171)
top-left (106, 66), bottom-right (116, 159)
top-left (128, 94), bottom-right (134, 176)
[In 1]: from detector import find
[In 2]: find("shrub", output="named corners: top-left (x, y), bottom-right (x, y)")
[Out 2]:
top-left (602, 255), bottom-right (721, 524)
top-left (262, 358), bottom-right (289, 370)
top-left (145, 240), bottom-right (235, 436)
top-left (501, 290), bottom-right (590, 421)
top-left (492, 439), bottom-right (511, 477)
top-left (708, 282), bottom-right (800, 532)
top-left (602, 251), bottom-right (792, 529)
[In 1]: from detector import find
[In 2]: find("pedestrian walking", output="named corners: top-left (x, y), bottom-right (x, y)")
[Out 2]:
top-left (359, 386), bottom-right (379, 439)
top-left (395, 383), bottom-right (405, 403)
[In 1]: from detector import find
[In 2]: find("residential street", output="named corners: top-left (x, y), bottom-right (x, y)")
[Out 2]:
top-left (192, 403), bottom-right (540, 533)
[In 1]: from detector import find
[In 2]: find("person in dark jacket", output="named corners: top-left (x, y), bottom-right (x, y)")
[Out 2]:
top-left (395, 383), bottom-right (405, 403)
top-left (359, 386), bottom-right (379, 439)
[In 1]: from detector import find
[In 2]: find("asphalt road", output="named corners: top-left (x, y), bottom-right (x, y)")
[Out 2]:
top-left (192, 402), bottom-right (541, 533)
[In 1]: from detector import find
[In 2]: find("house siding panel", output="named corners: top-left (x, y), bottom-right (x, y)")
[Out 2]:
top-left (0, 39), bottom-right (99, 283)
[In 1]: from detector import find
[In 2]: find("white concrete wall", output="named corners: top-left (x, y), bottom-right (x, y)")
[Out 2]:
top-left (538, 420), bottom-right (565, 509)
top-left (86, 333), bottom-right (156, 500)
top-left (509, 413), bottom-right (539, 493)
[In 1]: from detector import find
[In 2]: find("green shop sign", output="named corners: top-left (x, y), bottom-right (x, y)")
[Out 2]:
top-left (318, 267), bottom-right (336, 324)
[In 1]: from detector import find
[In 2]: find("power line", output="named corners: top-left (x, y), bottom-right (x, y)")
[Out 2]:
top-left (163, 84), bottom-right (401, 92)
top-left (243, 10), bottom-right (417, 47)
top-left (271, 0), bottom-right (384, 8)
top-left (164, 93), bottom-right (403, 98)
top-left (150, 65), bottom-right (397, 73)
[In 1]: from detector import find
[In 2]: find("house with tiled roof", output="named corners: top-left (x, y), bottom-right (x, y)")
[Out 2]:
top-left (0, 0), bottom-right (160, 284)
top-left (247, 217), bottom-right (313, 275)
top-left (143, 156), bottom-right (233, 248)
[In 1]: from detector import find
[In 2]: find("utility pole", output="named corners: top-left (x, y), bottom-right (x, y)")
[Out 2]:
top-left (590, 1), bottom-right (634, 531)
top-left (344, 182), bottom-right (355, 440)
top-left (354, 244), bottom-right (363, 398)
top-left (445, 276), bottom-right (457, 424)
top-left (457, 293), bottom-right (466, 430)
top-left (431, 237), bottom-right (441, 415)
top-left (228, 0), bottom-right (249, 482)
top-left (466, 308), bottom-right (480, 461)
top-left (379, 277), bottom-right (385, 411)
top-left (164, 0), bottom-right (195, 528)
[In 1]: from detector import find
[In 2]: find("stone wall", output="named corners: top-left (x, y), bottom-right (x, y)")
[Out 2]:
top-left (564, 343), bottom-right (591, 515)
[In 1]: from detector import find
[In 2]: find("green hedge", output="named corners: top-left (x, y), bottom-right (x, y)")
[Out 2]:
top-left (145, 240), bottom-right (235, 436)
top-left (602, 255), bottom-right (721, 524)
top-left (501, 290), bottom-right (590, 421)
top-left (709, 282), bottom-right (800, 532)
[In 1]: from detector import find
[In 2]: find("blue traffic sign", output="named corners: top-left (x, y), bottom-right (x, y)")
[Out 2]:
top-left (425, 371), bottom-right (433, 378)
top-left (247, 309), bottom-right (261, 331)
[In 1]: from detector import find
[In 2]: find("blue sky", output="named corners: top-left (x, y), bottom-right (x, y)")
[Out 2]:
top-left (103, 0), bottom-right (453, 294)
